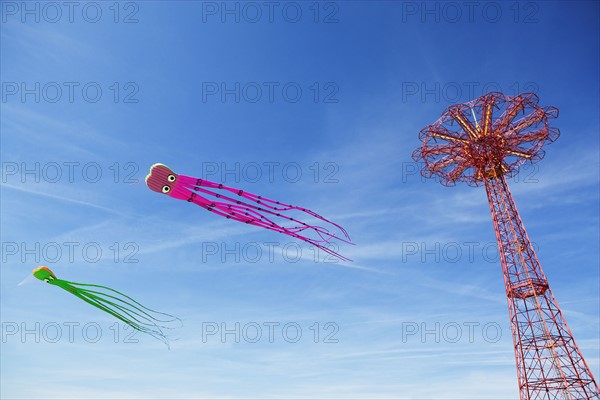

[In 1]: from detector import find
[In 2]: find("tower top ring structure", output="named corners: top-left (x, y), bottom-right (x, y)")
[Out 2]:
top-left (412, 92), bottom-right (560, 186)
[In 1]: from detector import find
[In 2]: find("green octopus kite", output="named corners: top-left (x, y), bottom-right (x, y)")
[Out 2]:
top-left (33, 266), bottom-right (181, 345)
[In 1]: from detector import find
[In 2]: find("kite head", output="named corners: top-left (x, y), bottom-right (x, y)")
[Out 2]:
top-left (146, 163), bottom-right (178, 195)
top-left (33, 266), bottom-right (57, 284)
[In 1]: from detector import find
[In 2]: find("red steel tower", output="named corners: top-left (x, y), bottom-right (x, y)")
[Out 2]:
top-left (413, 92), bottom-right (599, 399)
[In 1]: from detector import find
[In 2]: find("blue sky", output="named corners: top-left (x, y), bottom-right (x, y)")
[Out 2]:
top-left (1, 1), bottom-right (598, 398)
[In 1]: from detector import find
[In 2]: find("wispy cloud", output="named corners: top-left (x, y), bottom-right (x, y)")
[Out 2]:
top-left (1, 182), bottom-right (124, 215)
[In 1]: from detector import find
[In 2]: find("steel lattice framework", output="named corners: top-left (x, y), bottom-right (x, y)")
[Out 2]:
top-left (413, 92), bottom-right (599, 399)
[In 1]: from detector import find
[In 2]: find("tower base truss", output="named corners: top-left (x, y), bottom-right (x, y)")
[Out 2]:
top-left (485, 175), bottom-right (599, 399)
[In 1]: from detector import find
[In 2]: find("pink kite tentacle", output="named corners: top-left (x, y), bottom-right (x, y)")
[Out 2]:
top-left (177, 177), bottom-right (352, 245)
top-left (177, 187), bottom-right (352, 261)
top-left (176, 175), bottom-right (352, 242)
top-left (146, 164), bottom-right (353, 261)
top-left (177, 186), bottom-right (352, 261)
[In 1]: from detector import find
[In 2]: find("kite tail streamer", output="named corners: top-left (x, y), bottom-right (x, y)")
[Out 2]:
top-left (33, 266), bottom-right (181, 346)
top-left (175, 175), bottom-right (353, 260)
top-left (146, 163), bottom-right (353, 261)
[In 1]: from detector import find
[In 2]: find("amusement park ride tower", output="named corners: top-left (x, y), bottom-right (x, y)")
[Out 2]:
top-left (413, 92), bottom-right (599, 399)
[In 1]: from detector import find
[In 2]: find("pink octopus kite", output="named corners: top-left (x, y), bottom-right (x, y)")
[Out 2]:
top-left (146, 164), bottom-right (352, 261)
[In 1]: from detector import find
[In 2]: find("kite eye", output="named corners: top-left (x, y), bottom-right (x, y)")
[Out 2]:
top-left (167, 174), bottom-right (176, 183)
top-left (162, 185), bottom-right (171, 193)
top-left (44, 278), bottom-right (50, 283)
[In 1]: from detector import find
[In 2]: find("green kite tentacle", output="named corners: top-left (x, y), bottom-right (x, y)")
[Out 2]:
top-left (61, 281), bottom-right (181, 324)
top-left (71, 286), bottom-right (173, 323)
top-left (73, 289), bottom-right (172, 345)
top-left (65, 284), bottom-right (182, 333)
top-left (59, 279), bottom-right (181, 341)
top-left (68, 286), bottom-right (141, 327)
top-left (79, 290), bottom-right (167, 327)
top-left (74, 288), bottom-right (179, 331)
top-left (54, 281), bottom-right (170, 341)
top-left (47, 277), bottom-right (145, 328)
top-left (32, 266), bottom-right (181, 346)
